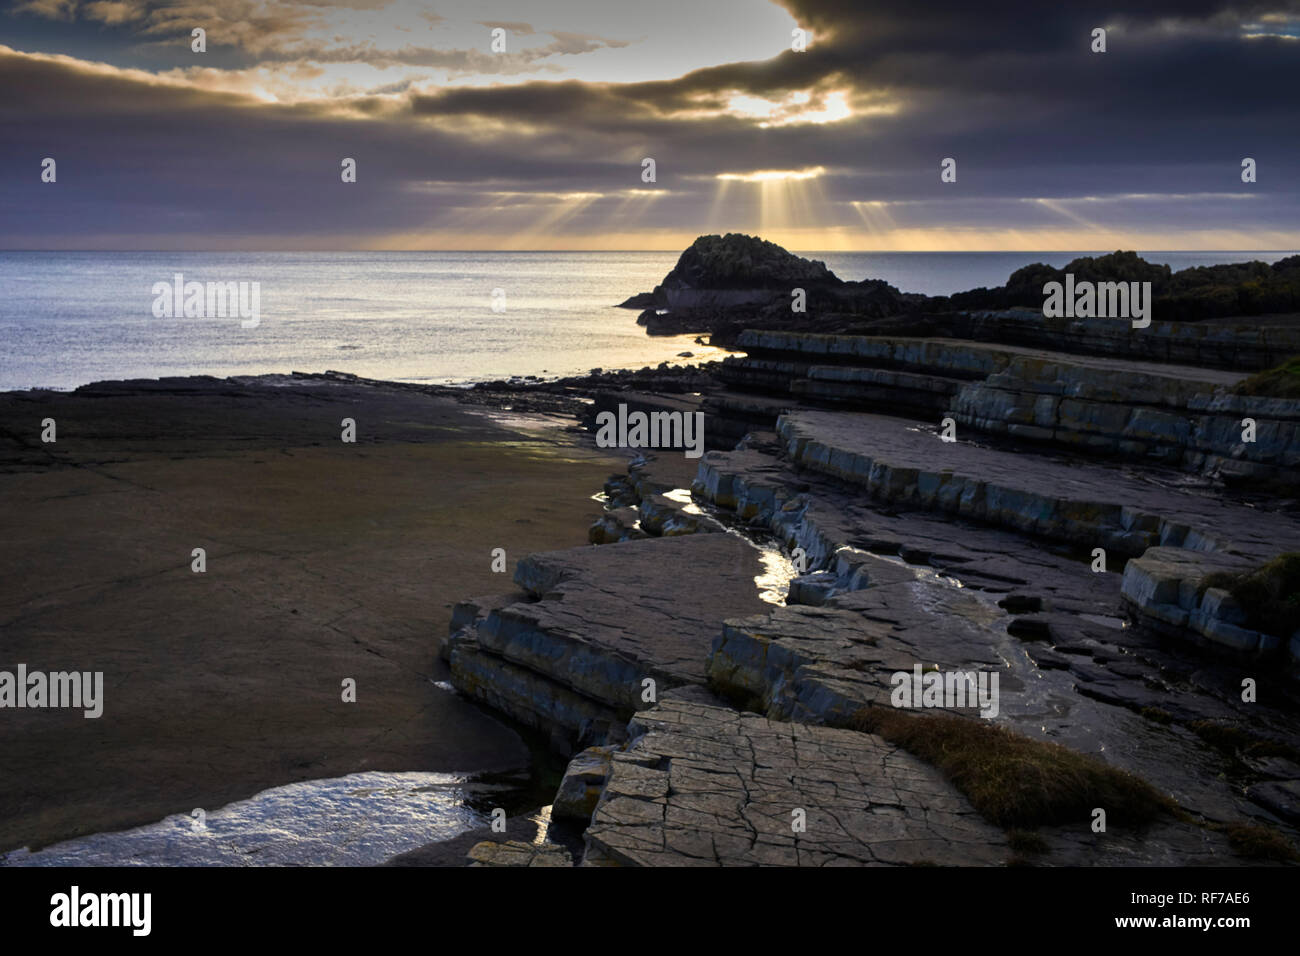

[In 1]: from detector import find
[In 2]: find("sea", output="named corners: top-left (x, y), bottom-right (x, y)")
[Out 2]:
top-left (1, 250), bottom-right (1294, 392)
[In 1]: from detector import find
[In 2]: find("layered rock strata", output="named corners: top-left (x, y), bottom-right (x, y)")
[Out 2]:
top-left (444, 534), bottom-right (769, 752)
top-left (722, 332), bottom-right (1300, 485)
top-left (774, 409), bottom-right (1300, 561)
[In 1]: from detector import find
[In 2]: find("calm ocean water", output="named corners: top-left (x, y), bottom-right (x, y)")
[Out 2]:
top-left (1, 250), bottom-right (1293, 391)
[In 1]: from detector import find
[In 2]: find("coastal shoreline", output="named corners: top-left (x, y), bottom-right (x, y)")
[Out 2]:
top-left (6, 237), bottom-right (1300, 867)
top-left (0, 374), bottom-right (627, 855)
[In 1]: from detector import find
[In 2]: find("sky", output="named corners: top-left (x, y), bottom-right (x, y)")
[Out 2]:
top-left (1, 0), bottom-right (1298, 251)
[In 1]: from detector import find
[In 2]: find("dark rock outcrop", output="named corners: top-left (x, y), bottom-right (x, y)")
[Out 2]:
top-left (623, 238), bottom-right (1300, 347)
top-left (938, 251), bottom-right (1300, 322)
top-left (621, 233), bottom-right (917, 343)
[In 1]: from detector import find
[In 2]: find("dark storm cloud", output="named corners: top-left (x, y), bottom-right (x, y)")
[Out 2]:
top-left (2, 0), bottom-right (1298, 246)
top-left (404, 0), bottom-right (1300, 227)
top-left (401, 0), bottom-right (1300, 199)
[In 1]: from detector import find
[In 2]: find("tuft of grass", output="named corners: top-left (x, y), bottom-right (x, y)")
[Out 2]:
top-left (1200, 552), bottom-right (1300, 637)
top-left (849, 708), bottom-right (1175, 829)
top-left (1007, 829), bottom-right (1050, 855)
top-left (1234, 355), bottom-right (1300, 398)
top-left (1140, 707), bottom-right (1174, 725)
top-left (1222, 823), bottom-right (1300, 862)
top-left (1188, 720), bottom-right (1300, 764)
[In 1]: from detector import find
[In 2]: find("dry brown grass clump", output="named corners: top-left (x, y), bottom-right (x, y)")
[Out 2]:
top-left (850, 708), bottom-right (1176, 829)
top-left (1189, 720), bottom-right (1300, 764)
top-left (1234, 355), bottom-right (1300, 399)
top-left (1222, 823), bottom-right (1300, 863)
top-left (1200, 553), bottom-right (1300, 637)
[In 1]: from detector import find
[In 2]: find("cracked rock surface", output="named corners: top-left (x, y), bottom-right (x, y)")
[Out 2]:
top-left (467, 840), bottom-right (574, 867)
top-left (583, 691), bottom-right (1008, 867)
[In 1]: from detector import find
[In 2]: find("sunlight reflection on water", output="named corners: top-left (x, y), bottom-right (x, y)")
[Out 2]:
top-left (0, 771), bottom-right (506, 866)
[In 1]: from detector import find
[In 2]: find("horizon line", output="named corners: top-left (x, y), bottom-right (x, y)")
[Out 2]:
top-left (2, 248), bottom-right (1297, 255)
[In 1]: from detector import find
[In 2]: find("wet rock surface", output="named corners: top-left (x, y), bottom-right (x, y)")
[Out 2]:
top-left (709, 575), bottom-right (1005, 725)
top-left (517, 402), bottom-right (1300, 865)
top-left (692, 439), bottom-right (1298, 858)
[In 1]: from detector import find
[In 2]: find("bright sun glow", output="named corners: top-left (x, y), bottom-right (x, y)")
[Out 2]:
top-left (724, 89), bottom-right (853, 126)
top-left (716, 166), bottom-right (827, 183)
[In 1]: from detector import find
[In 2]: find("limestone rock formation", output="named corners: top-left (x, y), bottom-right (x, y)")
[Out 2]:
top-left (445, 534), bottom-right (770, 751)
top-left (582, 693), bottom-right (1009, 867)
